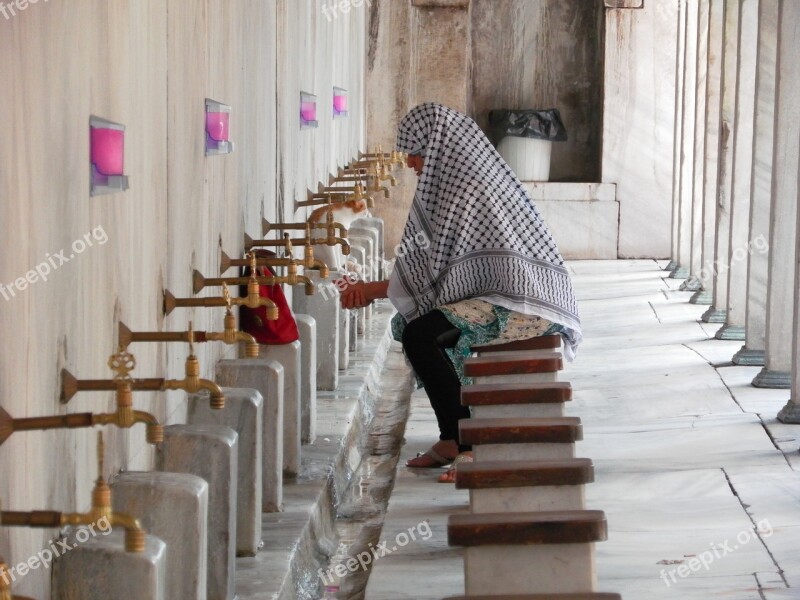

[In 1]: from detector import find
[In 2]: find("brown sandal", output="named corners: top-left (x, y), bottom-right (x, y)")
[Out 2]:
top-left (406, 447), bottom-right (453, 468)
top-left (438, 453), bottom-right (473, 483)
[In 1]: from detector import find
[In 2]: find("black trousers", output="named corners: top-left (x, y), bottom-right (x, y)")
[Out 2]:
top-left (401, 310), bottom-right (472, 452)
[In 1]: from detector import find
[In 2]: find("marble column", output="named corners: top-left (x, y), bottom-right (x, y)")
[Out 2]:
top-left (756, 0), bottom-right (800, 390)
top-left (733, 0), bottom-right (779, 365)
top-left (778, 138), bottom-right (800, 421)
top-left (692, 0), bottom-right (725, 305)
top-left (682, 0), bottom-right (710, 294)
top-left (703, 0), bottom-right (741, 323)
top-left (668, 0), bottom-right (688, 273)
top-left (715, 0), bottom-right (759, 341)
top-left (671, 0), bottom-right (697, 280)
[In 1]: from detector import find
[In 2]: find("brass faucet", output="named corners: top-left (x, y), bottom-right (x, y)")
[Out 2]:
top-left (120, 289), bottom-right (259, 358)
top-left (245, 231), bottom-right (350, 262)
top-left (193, 264), bottom-right (315, 297)
top-left (61, 343), bottom-right (225, 410)
top-left (163, 253), bottom-right (279, 317)
top-left (262, 216), bottom-right (347, 239)
top-left (2, 350), bottom-right (163, 445)
top-left (221, 248), bottom-right (330, 279)
top-left (0, 433), bottom-right (146, 553)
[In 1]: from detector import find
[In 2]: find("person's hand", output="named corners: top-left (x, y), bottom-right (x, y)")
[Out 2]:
top-left (338, 280), bottom-right (370, 309)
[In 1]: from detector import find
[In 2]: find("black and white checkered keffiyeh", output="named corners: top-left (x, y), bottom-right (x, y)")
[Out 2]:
top-left (388, 103), bottom-right (582, 359)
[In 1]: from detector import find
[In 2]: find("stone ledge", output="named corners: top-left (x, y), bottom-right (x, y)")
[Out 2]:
top-left (522, 182), bottom-right (617, 202)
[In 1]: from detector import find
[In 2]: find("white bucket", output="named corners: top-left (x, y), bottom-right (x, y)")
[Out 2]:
top-left (497, 136), bottom-right (553, 182)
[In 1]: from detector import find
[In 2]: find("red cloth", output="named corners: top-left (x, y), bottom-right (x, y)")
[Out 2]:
top-left (238, 251), bottom-right (300, 344)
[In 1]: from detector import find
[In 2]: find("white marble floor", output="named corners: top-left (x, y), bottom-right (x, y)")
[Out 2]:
top-left (366, 259), bottom-right (800, 600)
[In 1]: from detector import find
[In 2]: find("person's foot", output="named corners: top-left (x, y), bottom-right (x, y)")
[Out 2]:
top-left (437, 452), bottom-right (473, 483)
top-left (406, 440), bottom-right (459, 468)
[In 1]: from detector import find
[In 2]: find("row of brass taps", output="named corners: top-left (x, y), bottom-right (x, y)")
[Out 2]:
top-left (1, 433), bottom-right (145, 554)
top-left (0, 559), bottom-right (34, 599)
top-left (121, 287), bottom-right (259, 358)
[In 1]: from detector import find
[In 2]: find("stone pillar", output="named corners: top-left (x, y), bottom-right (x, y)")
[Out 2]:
top-left (671, 0), bottom-right (698, 280)
top-left (681, 0), bottom-right (709, 294)
top-left (778, 137), bottom-right (800, 421)
top-left (157, 425), bottom-right (238, 600)
top-left (295, 314), bottom-right (317, 443)
top-left (259, 341), bottom-right (302, 476)
top-left (757, 0), bottom-right (800, 390)
top-left (715, 0), bottom-right (759, 341)
top-left (52, 530), bottom-right (166, 600)
top-left (703, 0), bottom-right (741, 323)
top-left (111, 472), bottom-right (209, 600)
top-left (292, 272), bottom-right (339, 391)
top-left (734, 0), bottom-right (779, 365)
top-left (410, 0), bottom-right (471, 111)
top-left (668, 0), bottom-right (688, 273)
top-left (215, 359), bottom-right (285, 511)
top-left (691, 0), bottom-right (725, 305)
top-left (186, 387), bottom-right (263, 556)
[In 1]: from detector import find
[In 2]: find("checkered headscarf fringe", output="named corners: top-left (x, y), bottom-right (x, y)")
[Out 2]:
top-left (388, 103), bottom-right (582, 359)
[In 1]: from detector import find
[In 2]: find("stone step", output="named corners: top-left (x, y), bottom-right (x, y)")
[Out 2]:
top-left (449, 511), bottom-right (607, 595)
top-left (456, 458), bottom-right (594, 489)
top-left (461, 417), bottom-right (582, 461)
top-left (471, 334), bottom-right (562, 353)
top-left (457, 458), bottom-right (593, 513)
top-left (462, 382), bottom-right (572, 419)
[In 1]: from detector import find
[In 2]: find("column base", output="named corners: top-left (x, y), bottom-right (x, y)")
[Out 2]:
top-left (732, 346), bottom-right (766, 366)
top-left (777, 401), bottom-right (800, 424)
top-left (679, 278), bottom-right (702, 291)
top-left (715, 324), bottom-right (746, 341)
top-left (664, 260), bottom-right (678, 271)
top-left (689, 289), bottom-right (713, 305)
top-left (702, 306), bottom-right (727, 323)
top-left (669, 265), bottom-right (689, 279)
top-left (752, 368), bottom-right (792, 389)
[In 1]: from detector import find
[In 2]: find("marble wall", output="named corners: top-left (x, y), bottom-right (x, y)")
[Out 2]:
top-left (0, 1), bottom-right (366, 596)
top-left (471, 0), bottom-right (605, 183)
top-left (602, 1), bottom-right (680, 258)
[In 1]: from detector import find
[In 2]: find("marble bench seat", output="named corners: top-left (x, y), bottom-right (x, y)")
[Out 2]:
top-left (464, 351), bottom-right (563, 385)
top-left (448, 511), bottom-right (607, 595)
top-left (455, 458), bottom-right (593, 513)
top-left (462, 381), bottom-right (572, 419)
top-left (460, 417), bottom-right (582, 461)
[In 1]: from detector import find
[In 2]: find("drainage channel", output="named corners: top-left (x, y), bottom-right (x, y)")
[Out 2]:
top-left (320, 342), bottom-right (415, 599)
